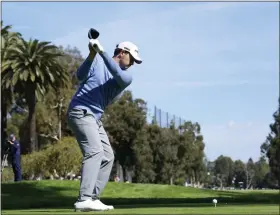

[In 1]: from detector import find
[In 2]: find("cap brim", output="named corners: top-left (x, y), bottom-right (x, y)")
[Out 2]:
top-left (130, 52), bottom-right (142, 64)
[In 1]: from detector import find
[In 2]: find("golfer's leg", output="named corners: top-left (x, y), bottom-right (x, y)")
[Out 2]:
top-left (92, 123), bottom-right (114, 199)
top-left (68, 109), bottom-right (104, 201)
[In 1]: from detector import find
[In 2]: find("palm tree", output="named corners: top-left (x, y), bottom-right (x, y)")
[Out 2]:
top-left (1, 21), bottom-right (22, 157)
top-left (2, 37), bottom-right (69, 153)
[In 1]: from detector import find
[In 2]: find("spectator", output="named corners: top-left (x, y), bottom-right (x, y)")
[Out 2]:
top-left (8, 134), bottom-right (22, 182)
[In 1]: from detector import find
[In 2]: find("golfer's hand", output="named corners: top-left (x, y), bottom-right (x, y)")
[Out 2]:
top-left (89, 39), bottom-right (104, 54)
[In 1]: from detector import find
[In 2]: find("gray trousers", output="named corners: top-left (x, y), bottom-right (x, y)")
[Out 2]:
top-left (67, 108), bottom-right (114, 201)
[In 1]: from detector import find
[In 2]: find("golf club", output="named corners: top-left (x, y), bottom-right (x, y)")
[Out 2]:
top-left (88, 28), bottom-right (100, 50)
top-left (88, 28), bottom-right (100, 39)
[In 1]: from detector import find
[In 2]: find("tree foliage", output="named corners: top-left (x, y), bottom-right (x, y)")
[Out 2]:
top-left (1, 21), bottom-right (22, 158)
top-left (2, 37), bottom-right (69, 153)
top-left (261, 104), bottom-right (280, 186)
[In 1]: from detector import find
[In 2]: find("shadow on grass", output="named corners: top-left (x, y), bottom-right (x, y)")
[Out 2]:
top-left (2, 182), bottom-right (279, 210)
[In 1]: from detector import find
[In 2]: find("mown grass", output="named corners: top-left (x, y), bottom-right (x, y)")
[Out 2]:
top-left (1, 180), bottom-right (279, 214)
top-left (3, 205), bottom-right (280, 215)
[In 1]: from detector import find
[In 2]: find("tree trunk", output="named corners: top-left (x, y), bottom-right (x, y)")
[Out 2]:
top-left (122, 165), bottom-right (127, 182)
top-left (220, 180), bottom-right (223, 189)
top-left (125, 167), bottom-right (133, 183)
top-left (58, 99), bottom-right (63, 140)
top-left (1, 94), bottom-right (8, 160)
top-left (217, 176), bottom-right (223, 189)
top-left (58, 117), bottom-right (62, 140)
top-left (115, 160), bottom-right (124, 182)
top-left (25, 85), bottom-right (38, 153)
top-left (194, 170), bottom-right (197, 185)
top-left (121, 164), bottom-right (133, 183)
top-left (246, 170), bottom-right (252, 189)
top-left (170, 176), bottom-right (173, 185)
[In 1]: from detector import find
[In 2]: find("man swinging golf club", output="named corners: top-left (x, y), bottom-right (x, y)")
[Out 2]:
top-left (67, 29), bottom-right (142, 212)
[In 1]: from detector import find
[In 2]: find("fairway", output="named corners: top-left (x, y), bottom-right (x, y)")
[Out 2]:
top-left (2, 204), bottom-right (280, 215)
top-left (2, 180), bottom-right (279, 214)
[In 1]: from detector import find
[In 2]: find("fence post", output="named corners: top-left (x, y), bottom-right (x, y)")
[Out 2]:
top-left (159, 108), bottom-right (162, 127)
top-left (179, 117), bottom-right (182, 134)
top-left (166, 112), bottom-right (169, 128)
top-left (152, 106), bottom-right (186, 130)
top-left (154, 106), bottom-right (157, 124)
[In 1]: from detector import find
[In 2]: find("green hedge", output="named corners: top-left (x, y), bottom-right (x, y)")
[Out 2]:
top-left (1, 167), bottom-right (14, 182)
top-left (21, 136), bottom-right (82, 179)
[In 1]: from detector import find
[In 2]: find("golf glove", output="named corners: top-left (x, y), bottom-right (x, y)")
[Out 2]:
top-left (89, 39), bottom-right (104, 53)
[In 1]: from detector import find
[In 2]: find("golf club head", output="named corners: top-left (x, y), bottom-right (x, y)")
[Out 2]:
top-left (88, 28), bottom-right (100, 39)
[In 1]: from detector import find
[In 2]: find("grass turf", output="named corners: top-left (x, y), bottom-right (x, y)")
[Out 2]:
top-left (2, 180), bottom-right (280, 214)
top-left (3, 205), bottom-right (280, 215)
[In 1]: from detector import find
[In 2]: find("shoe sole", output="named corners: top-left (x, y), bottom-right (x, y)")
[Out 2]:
top-left (74, 208), bottom-right (110, 212)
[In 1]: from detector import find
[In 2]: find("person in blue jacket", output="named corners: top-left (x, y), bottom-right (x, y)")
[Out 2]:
top-left (8, 134), bottom-right (22, 182)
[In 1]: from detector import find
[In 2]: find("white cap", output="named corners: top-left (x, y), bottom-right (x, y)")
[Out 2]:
top-left (116, 41), bottom-right (142, 64)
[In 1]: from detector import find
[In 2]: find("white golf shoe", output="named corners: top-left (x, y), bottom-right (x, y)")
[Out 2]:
top-left (93, 199), bottom-right (114, 210)
top-left (74, 199), bottom-right (110, 212)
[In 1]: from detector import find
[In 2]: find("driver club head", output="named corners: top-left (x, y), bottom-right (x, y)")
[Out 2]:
top-left (88, 28), bottom-right (100, 39)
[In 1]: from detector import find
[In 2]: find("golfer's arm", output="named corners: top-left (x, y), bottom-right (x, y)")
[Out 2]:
top-left (99, 52), bottom-right (132, 88)
top-left (76, 52), bottom-right (97, 81)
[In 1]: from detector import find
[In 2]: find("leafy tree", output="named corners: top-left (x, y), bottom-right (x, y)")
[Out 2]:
top-left (233, 160), bottom-right (246, 188)
top-left (214, 155), bottom-right (234, 188)
top-left (7, 113), bottom-right (26, 138)
top-left (245, 158), bottom-right (255, 189)
top-left (263, 172), bottom-right (279, 189)
top-left (261, 105), bottom-right (280, 187)
top-left (2, 38), bottom-right (69, 153)
top-left (133, 125), bottom-right (156, 183)
top-left (179, 121), bottom-right (206, 185)
top-left (1, 21), bottom-right (22, 156)
top-left (57, 45), bottom-right (84, 88)
top-left (36, 86), bottom-right (76, 144)
top-left (103, 91), bottom-right (147, 182)
top-left (35, 45), bottom-right (84, 144)
top-left (191, 133), bottom-right (206, 185)
top-left (57, 45), bottom-right (84, 137)
top-left (145, 124), bottom-right (164, 184)
top-left (254, 156), bottom-right (270, 188)
top-left (158, 127), bottom-right (183, 185)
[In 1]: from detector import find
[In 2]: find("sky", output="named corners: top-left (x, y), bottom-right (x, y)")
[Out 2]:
top-left (2, 2), bottom-right (279, 162)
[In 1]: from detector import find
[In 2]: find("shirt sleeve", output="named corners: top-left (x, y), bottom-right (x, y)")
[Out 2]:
top-left (76, 56), bottom-right (97, 82)
top-left (99, 52), bottom-right (132, 88)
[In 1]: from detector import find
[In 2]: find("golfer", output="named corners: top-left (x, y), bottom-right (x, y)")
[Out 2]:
top-left (67, 38), bottom-right (142, 212)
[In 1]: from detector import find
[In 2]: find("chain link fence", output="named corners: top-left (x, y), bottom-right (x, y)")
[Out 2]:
top-left (148, 106), bottom-right (186, 129)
